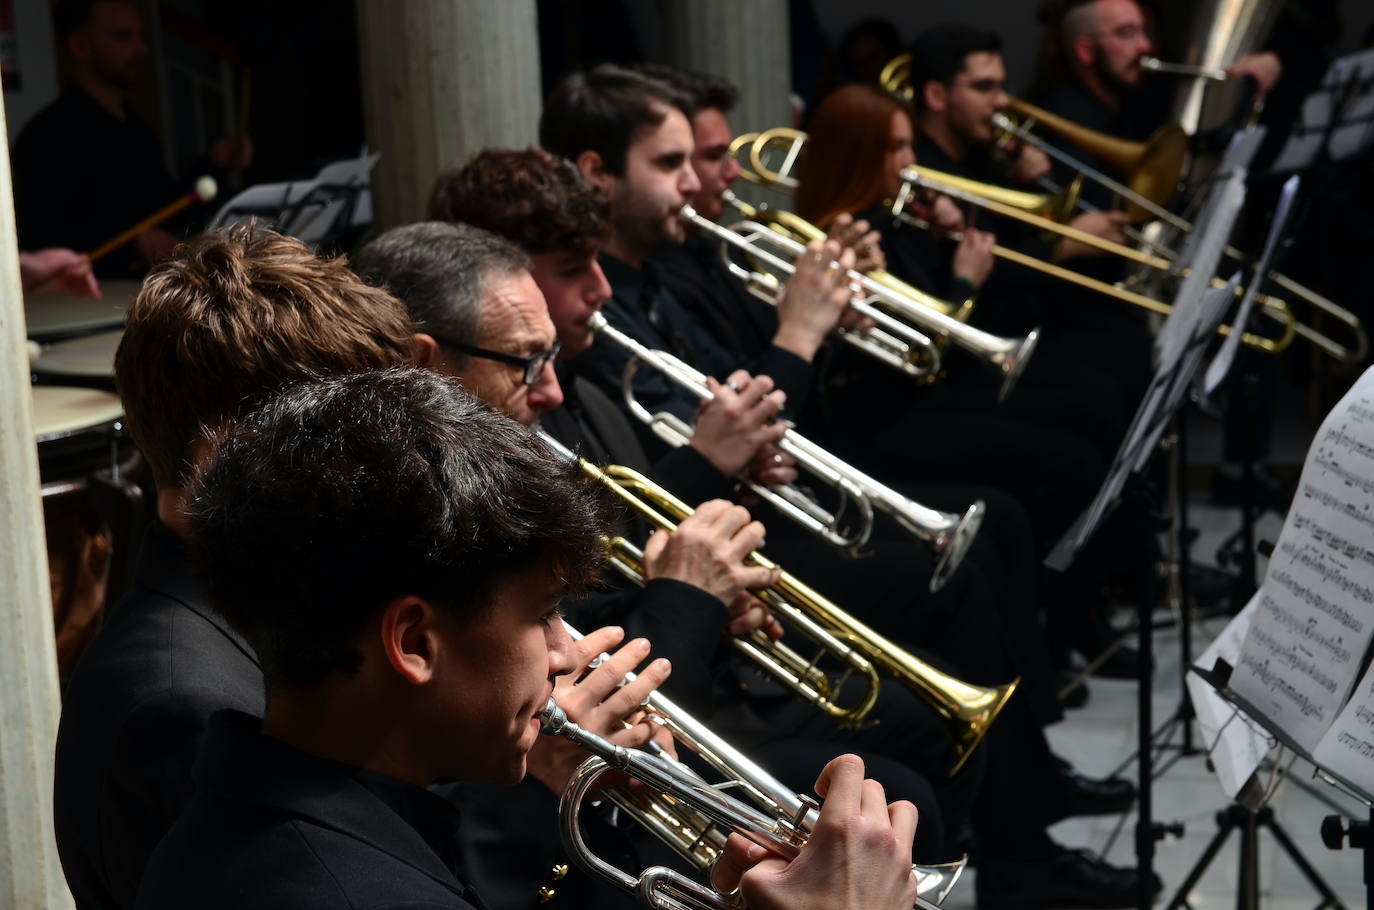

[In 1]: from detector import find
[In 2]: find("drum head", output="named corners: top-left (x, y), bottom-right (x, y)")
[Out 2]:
top-left (32, 386), bottom-right (126, 487)
top-left (31, 329), bottom-right (123, 382)
top-left (25, 279), bottom-right (141, 341)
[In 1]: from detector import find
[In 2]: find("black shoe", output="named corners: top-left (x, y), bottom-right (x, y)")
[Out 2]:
top-left (976, 847), bottom-right (1161, 910)
top-left (1047, 762), bottom-right (1136, 823)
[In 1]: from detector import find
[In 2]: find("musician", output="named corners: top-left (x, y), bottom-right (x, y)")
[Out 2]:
top-left (53, 226), bottom-right (666, 910)
top-left (631, 65), bottom-right (1073, 721)
top-left (1043, 0), bottom-right (1280, 143)
top-left (135, 366), bottom-right (921, 910)
top-left (12, 0), bottom-right (250, 276)
top-left (415, 134), bottom-right (1152, 907)
top-left (355, 219), bottom-right (966, 869)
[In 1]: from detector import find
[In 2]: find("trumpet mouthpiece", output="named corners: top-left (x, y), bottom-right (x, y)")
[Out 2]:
top-left (539, 698), bottom-right (567, 734)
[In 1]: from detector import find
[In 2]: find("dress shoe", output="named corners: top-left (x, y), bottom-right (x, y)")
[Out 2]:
top-left (976, 847), bottom-right (1161, 910)
top-left (1047, 761), bottom-right (1136, 823)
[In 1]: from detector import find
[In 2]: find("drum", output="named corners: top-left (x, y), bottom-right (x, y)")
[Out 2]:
top-left (24, 279), bottom-right (141, 341)
top-left (30, 329), bottom-right (122, 390)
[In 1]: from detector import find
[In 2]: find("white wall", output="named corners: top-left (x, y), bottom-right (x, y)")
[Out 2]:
top-left (3, 0), bottom-right (58, 139)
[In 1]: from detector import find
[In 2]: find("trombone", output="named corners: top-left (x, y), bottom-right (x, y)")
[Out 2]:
top-left (588, 310), bottom-right (985, 591)
top-left (987, 104), bottom-right (1368, 363)
top-left (743, 127), bottom-right (1294, 354)
top-left (896, 163), bottom-right (1298, 354)
top-left (540, 691), bottom-right (963, 910)
top-left (679, 203), bottom-right (1040, 402)
top-left (538, 430), bottom-right (1017, 768)
top-left (878, 53), bottom-right (1365, 361)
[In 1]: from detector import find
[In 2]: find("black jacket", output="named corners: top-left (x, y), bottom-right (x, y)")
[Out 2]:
top-left (55, 522), bottom-right (265, 910)
top-left (135, 711), bottom-right (486, 910)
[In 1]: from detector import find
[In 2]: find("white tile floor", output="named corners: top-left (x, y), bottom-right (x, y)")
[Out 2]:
top-left (943, 499), bottom-right (1369, 909)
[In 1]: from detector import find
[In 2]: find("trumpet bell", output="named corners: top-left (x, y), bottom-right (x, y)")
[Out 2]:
top-left (929, 501), bottom-right (984, 596)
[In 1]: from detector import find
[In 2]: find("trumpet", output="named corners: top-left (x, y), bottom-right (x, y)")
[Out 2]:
top-left (679, 204), bottom-right (1039, 401)
top-left (541, 696), bottom-right (960, 910)
top-left (538, 430), bottom-right (1017, 766)
top-left (587, 311), bottom-right (985, 590)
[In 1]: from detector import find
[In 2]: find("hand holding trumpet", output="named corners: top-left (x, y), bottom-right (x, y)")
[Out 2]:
top-left (711, 754), bottom-right (920, 910)
top-left (524, 625), bottom-right (675, 794)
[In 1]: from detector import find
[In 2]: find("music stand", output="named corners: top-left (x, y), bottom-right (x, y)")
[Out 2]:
top-left (1270, 50), bottom-right (1374, 176)
top-left (208, 149), bottom-right (380, 251)
top-left (1047, 147), bottom-right (1252, 909)
top-left (1189, 660), bottom-right (1365, 910)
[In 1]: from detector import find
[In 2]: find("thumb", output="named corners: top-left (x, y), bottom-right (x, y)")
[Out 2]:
top-left (711, 833), bottom-right (769, 893)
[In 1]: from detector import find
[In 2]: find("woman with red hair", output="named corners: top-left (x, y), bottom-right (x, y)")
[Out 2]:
top-left (795, 83), bottom-right (999, 321)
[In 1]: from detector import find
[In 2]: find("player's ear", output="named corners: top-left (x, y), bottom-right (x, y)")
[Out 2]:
top-left (379, 595), bottom-right (440, 685)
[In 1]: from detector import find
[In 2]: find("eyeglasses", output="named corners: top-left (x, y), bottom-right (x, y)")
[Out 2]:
top-left (441, 339), bottom-right (562, 386)
top-left (952, 77), bottom-right (1007, 95)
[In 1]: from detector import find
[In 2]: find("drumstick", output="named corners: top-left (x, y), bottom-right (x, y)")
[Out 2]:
top-left (87, 176), bottom-right (218, 264)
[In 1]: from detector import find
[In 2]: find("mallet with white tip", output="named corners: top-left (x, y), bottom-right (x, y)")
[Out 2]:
top-left (86, 176), bottom-right (218, 264)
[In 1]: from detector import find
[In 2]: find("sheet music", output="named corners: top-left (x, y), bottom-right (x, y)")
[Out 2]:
top-left (1231, 365), bottom-right (1374, 751)
top-left (1313, 656), bottom-right (1374, 796)
top-left (1203, 175), bottom-right (1301, 396)
top-left (1188, 595), bottom-right (1270, 799)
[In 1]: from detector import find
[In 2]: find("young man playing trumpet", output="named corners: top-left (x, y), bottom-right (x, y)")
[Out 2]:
top-left (134, 366), bottom-right (921, 910)
top-left (54, 226), bottom-right (671, 910)
top-left (354, 218), bottom-right (970, 868)
top-left (525, 63), bottom-right (1156, 909)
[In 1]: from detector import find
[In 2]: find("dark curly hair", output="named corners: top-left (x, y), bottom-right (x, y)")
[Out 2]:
top-left (188, 367), bottom-right (615, 688)
top-left (428, 147), bottom-right (610, 259)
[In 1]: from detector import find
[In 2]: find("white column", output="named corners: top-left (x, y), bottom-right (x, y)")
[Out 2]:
top-left (356, 0), bottom-right (543, 230)
top-left (663, 0), bottom-right (793, 211)
top-left (663, 0), bottom-right (792, 137)
top-left (0, 80), bottom-right (74, 908)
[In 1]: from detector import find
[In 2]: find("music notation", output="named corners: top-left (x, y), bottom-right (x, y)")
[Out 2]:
top-left (1334, 731), bottom-right (1374, 759)
top-left (1269, 552), bottom-right (1368, 615)
top-left (1239, 652), bottom-right (1324, 719)
top-left (1302, 483), bottom-right (1374, 533)
top-left (1260, 593), bottom-right (1354, 662)
top-left (1231, 371), bottom-right (1374, 755)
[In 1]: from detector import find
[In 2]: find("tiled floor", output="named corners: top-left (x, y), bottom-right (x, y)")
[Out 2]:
top-left (943, 498), bottom-right (1370, 909)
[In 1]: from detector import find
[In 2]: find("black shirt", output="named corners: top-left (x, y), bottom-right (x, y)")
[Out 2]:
top-left (11, 90), bottom-right (182, 277)
top-left (55, 521), bottom-right (265, 910)
top-left (135, 710), bottom-right (486, 909)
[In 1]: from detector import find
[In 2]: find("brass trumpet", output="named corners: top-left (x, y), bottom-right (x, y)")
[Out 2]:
top-left (679, 204), bottom-right (1039, 401)
top-left (537, 431), bottom-right (1017, 769)
top-left (588, 311), bottom-right (986, 590)
top-left (541, 696), bottom-right (962, 910)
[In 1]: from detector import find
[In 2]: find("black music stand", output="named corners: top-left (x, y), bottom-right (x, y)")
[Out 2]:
top-left (1144, 170), bottom-right (1303, 774)
top-left (1047, 147), bottom-right (1255, 909)
top-left (1187, 661), bottom-right (1364, 910)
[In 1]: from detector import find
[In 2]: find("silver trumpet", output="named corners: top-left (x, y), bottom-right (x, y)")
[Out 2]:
top-left (540, 691), bottom-right (961, 910)
top-left (679, 204), bottom-right (1039, 402)
top-left (588, 311), bottom-right (983, 591)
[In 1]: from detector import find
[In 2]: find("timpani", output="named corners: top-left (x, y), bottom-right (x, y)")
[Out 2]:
top-left (24, 279), bottom-right (142, 341)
